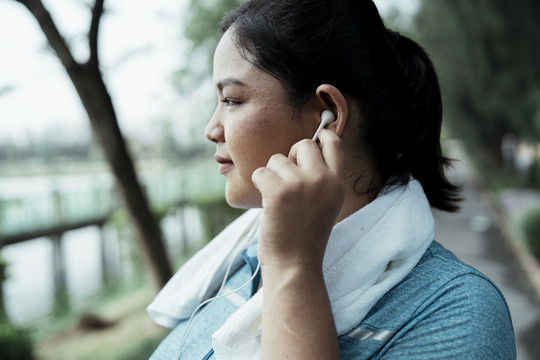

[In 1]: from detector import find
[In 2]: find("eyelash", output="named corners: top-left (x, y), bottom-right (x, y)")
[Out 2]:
top-left (221, 98), bottom-right (241, 107)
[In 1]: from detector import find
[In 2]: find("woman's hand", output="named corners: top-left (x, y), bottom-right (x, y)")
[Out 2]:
top-left (252, 129), bottom-right (345, 360)
top-left (252, 129), bottom-right (346, 270)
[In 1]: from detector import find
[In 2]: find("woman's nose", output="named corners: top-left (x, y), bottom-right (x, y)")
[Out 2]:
top-left (205, 112), bottom-right (224, 143)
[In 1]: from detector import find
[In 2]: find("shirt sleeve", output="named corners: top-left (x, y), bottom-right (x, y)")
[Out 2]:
top-left (380, 273), bottom-right (516, 359)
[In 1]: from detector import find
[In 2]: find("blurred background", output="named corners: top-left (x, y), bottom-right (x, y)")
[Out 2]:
top-left (0, 0), bottom-right (538, 359)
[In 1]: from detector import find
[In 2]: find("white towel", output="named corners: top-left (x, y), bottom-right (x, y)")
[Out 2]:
top-left (148, 178), bottom-right (434, 359)
top-left (147, 208), bottom-right (262, 329)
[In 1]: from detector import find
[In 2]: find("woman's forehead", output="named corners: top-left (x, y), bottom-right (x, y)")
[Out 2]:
top-left (214, 31), bottom-right (252, 85)
top-left (213, 31), bottom-right (278, 92)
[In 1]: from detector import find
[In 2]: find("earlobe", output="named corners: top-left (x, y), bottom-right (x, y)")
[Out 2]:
top-left (315, 84), bottom-right (348, 137)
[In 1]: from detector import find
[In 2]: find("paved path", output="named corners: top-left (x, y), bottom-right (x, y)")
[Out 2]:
top-left (434, 159), bottom-right (540, 360)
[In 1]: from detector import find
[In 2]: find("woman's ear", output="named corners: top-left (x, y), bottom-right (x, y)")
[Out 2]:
top-left (315, 84), bottom-right (348, 137)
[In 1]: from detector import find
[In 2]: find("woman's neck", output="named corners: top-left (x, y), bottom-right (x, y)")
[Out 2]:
top-left (336, 165), bottom-right (379, 223)
top-left (336, 186), bottom-right (374, 223)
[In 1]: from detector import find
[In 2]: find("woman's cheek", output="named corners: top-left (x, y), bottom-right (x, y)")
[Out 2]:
top-left (229, 115), bottom-right (272, 163)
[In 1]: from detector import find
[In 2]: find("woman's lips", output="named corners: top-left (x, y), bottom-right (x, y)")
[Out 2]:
top-left (215, 155), bottom-right (234, 174)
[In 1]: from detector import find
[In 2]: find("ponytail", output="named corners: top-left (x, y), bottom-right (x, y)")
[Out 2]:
top-left (377, 31), bottom-right (461, 212)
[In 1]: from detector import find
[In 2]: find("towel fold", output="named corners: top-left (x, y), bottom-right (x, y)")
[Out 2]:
top-left (147, 208), bottom-right (262, 329)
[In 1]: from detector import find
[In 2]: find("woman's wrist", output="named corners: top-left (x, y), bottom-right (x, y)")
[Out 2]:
top-left (261, 256), bottom-right (339, 360)
top-left (261, 260), bottom-right (325, 294)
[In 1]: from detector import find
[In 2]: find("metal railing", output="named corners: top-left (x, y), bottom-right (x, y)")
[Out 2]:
top-left (0, 162), bottom-right (225, 321)
top-left (0, 163), bottom-right (225, 244)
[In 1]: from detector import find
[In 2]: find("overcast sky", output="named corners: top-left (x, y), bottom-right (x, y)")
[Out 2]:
top-left (0, 0), bottom-right (419, 146)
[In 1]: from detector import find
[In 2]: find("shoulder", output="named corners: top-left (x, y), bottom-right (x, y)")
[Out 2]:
top-left (368, 241), bottom-right (513, 315)
top-left (395, 241), bottom-right (510, 307)
top-left (340, 242), bottom-right (516, 359)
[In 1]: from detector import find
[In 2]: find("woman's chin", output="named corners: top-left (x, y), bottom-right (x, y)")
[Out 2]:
top-left (225, 187), bottom-right (263, 209)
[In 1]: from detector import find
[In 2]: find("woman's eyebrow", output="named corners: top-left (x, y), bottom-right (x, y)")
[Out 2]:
top-left (216, 77), bottom-right (246, 91)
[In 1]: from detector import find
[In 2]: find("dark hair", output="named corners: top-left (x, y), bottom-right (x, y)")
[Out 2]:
top-left (221, 0), bottom-right (461, 212)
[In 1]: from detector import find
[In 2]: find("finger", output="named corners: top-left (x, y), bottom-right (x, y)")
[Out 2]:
top-left (288, 139), bottom-right (326, 171)
top-left (317, 129), bottom-right (345, 176)
top-left (265, 153), bottom-right (294, 171)
top-left (251, 166), bottom-right (284, 195)
top-left (264, 153), bottom-right (302, 182)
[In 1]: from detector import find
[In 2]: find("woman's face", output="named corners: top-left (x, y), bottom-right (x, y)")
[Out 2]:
top-left (205, 30), bottom-right (316, 208)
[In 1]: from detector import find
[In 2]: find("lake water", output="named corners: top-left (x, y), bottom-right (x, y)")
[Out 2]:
top-left (0, 173), bottom-right (206, 326)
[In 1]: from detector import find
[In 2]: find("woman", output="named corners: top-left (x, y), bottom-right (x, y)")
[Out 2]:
top-left (148, 0), bottom-right (516, 358)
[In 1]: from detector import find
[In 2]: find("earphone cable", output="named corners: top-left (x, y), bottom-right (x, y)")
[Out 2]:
top-left (175, 262), bottom-right (261, 360)
top-left (175, 213), bottom-right (262, 360)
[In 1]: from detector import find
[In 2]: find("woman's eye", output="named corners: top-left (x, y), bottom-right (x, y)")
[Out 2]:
top-left (222, 98), bottom-right (240, 107)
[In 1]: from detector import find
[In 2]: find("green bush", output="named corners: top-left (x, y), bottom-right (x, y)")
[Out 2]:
top-left (0, 252), bottom-right (7, 319)
top-left (521, 207), bottom-right (540, 261)
top-left (194, 196), bottom-right (245, 243)
top-left (0, 251), bottom-right (35, 359)
top-left (0, 320), bottom-right (35, 360)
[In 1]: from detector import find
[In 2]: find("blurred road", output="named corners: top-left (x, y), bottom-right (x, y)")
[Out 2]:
top-left (434, 158), bottom-right (540, 360)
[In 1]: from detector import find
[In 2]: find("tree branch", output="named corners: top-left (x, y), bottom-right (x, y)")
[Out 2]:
top-left (15, 0), bottom-right (80, 72)
top-left (14, 0), bottom-right (172, 288)
top-left (88, 0), bottom-right (105, 66)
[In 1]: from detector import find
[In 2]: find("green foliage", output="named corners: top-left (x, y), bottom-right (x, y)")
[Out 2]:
top-left (0, 252), bottom-right (8, 320)
top-left (174, 0), bottom-right (245, 93)
top-left (194, 196), bottom-right (245, 243)
top-left (526, 160), bottom-right (540, 187)
top-left (414, 0), bottom-right (540, 165)
top-left (469, 154), bottom-right (531, 193)
top-left (0, 319), bottom-right (35, 360)
top-left (0, 252), bottom-right (7, 284)
top-left (521, 207), bottom-right (540, 261)
top-left (184, 0), bottom-right (245, 56)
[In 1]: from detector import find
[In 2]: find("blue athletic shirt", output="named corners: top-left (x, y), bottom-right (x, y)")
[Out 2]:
top-left (150, 241), bottom-right (516, 359)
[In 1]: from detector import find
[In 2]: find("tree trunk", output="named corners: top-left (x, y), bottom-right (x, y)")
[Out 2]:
top-left (73, 65), bottom-right (173, 288)
top-left (16, 0), bottom-right (172, 289)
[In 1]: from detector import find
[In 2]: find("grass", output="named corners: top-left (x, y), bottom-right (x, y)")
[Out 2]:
top-left (35, 284), bottom-right (168, 360)
top-left (31, 246), bottom-right (207, 360)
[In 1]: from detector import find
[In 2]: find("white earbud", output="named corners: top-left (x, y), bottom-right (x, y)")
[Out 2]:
top-left (312, 110), bottom-right (336, 141)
